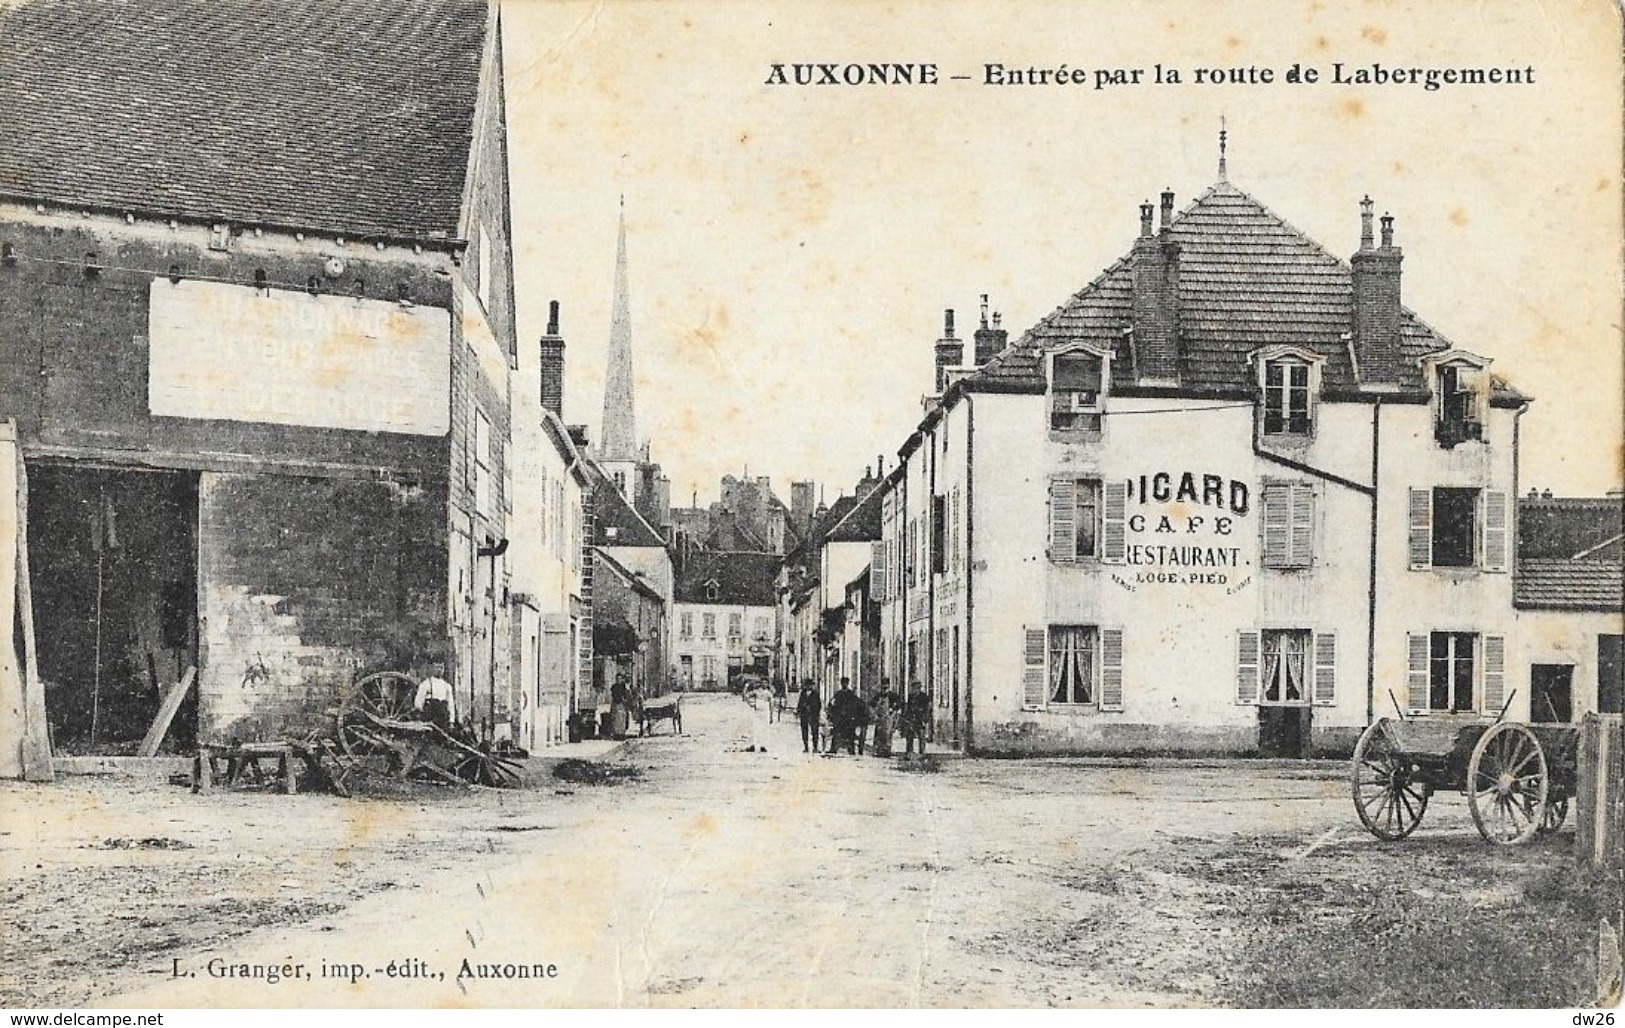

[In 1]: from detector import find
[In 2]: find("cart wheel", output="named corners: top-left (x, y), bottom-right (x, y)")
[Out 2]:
top-left (1467, 722), bottom-right (1549, 846)
top-left (1537, 796), bottom-right (1569, 835)
top-left (337, 671), bottom-right (420, 757)
top-left (1351, 718), bottom-right (1429, 840)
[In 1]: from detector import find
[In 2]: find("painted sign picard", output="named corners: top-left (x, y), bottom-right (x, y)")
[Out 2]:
top-left (1123, 470), bottom-right (1252, 587)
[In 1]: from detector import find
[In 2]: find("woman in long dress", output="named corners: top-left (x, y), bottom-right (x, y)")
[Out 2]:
top-left (870, 689), bottom-right (894, 757)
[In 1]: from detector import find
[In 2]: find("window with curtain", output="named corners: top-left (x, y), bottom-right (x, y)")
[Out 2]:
top-left (1260, 629), bottom-right (1310, 704)
top-left (1048, 625), bottom-right (1097, 705)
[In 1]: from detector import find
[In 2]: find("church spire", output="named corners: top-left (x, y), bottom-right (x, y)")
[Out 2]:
top-left (600, 198), bottom-right (637, 462)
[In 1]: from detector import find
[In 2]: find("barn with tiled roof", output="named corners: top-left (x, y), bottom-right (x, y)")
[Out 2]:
top-left (0, 0), bottom-right (490, 242)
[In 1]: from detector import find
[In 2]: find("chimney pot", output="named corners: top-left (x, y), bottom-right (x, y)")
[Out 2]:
top-left (547, 299), bottom-right (560, 336)
top-left (1380, 213), bottom-right (1394, 249)
top-left (1159, 189), bottom-right (1175, 230)
top-left (1359, 196), bottom-right (1375, 250)
top-left (1139, 201), bottom-right (1154, 237)
top-left (944, 308), bottom-right (955, 339)
top-left (972, 293), bottom-right (1008, 366)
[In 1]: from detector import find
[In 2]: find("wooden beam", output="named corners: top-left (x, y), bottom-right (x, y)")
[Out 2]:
top-left (11, 428), bottom-right (51, 782)
top-left (137, 666), bottom-right (196, 758)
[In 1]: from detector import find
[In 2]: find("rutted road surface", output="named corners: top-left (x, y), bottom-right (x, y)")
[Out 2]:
top-left (3, 693), bottom-right (1584, 1008)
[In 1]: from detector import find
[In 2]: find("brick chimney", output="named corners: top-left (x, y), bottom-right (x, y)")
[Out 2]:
top-left (1350, 196), bottom-right (1403, 384)
top-left (973, 294), bottom-right (1008, 365)
top-left (1131, 190), bottom-right (1181, 383)
top-left (539, 299), bottom-right (566, 417)
top-left (933, 308), bottom-right (963, 392)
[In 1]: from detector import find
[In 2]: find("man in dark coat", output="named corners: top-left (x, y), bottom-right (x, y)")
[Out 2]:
top-left (900, 687), bottom-right (931, 755)
top-left (827, 678), bottom-right (867, 755)
top-left (795, 679), bottom-right (822, 753)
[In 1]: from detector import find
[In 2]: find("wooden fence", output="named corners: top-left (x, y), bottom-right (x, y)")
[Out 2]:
top-left (1577, 713), bottom-right (1623, 872)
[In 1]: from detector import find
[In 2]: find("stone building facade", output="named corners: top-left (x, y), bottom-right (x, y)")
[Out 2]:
top-left (875, 174), bottom-right (1532, 757)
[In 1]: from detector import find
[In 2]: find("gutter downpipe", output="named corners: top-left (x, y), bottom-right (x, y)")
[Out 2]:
top-left (1366, 400), bottom-right (1380, 725)
top-left (963, 394), bottom-right (975, 753)
top-left (1511, 399), bottom-right (1530, 604)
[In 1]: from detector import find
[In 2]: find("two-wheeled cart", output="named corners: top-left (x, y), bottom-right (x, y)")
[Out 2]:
top-left (1351, 713), bottom-right (1578, 845)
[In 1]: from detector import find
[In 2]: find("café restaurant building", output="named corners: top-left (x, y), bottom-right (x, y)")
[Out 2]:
top-left (874, 171), bottom-right (1527, 757)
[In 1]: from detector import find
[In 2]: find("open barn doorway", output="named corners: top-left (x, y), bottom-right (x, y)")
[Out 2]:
top-left (27, 463), bottom-right (199, 754)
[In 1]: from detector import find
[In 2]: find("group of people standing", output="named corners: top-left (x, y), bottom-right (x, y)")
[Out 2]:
top-left (794, 677), bottom-right (929, 758)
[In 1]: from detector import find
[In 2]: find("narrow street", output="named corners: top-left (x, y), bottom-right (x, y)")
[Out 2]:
top-left (1, 693), bottom-right (1598, 1009)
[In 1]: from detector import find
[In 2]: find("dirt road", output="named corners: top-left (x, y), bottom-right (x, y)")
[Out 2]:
top-left (0, 693), bottom-right (1603, 1008)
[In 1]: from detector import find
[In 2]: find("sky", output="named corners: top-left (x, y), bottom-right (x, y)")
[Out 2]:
top-left (498, 0), bottom-right (1623, 509)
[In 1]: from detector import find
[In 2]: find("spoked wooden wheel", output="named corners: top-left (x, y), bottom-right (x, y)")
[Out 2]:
top-left (1351, 718), bottom-right (1430, 840)
top-left (337, 671), bottom-right (420, 757)
top-left (1467, 722), bottom-right (1549, 846)
top-left (1537, 796), bottom-right (1569, 835)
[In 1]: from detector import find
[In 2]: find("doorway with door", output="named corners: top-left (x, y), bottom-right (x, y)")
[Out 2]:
top-left (1530, 663), bottom-right (1574, 723)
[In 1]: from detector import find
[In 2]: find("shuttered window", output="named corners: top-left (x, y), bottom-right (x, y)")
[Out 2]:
top-left (1100, 629), bottom-right (1124, 711)
top-left (950, 488), bottom-right (962, 573)
top-left (1410, 487), bottom-right (1507, 572)
top-left (1482, 490), bottom-right (1508, 571)
top-left (1236, 630), bottom-right (1260, 704)
top-left (473, 409), bottom-right (493, 516)
top-left (1048, 478), bottom-right (1102, 562)
top-left (1021, 626), bottom-right (1047, 708)
top-left (931, 495), bottom-right (947, 575)
top-left (870, 540), bottom-right (885, 601)
top-left (1261, 481), bottom-right (1314, 569)
top-left (1101, 480), bottom-right (1128, 563)
top-left (1411, 631), bottom-right (1481, 713)
top-left (1025, 624), bottom-right (1124, 711)
top-left (1483, 634), bottom-right (1507, 713)
top-left (1406, 633), bottom-right (1431, 710)
top-left (1312, 633), bottom-right (1336, 706)
top-left (1407, 488), bottom-right (1432, 569)
top-left (1240, 629), bottom-right (1332, 706)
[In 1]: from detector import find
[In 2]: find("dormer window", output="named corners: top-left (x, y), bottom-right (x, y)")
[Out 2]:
top-left (1263, 359), bottom-right (1312, 435)
top-left (1252, 346), bottom-right (1325, 442)
top-left (1047, 345), bottom-right (1111, 434)
top-left (1436, 364), bottom-right (1483, 446)
top-left (1421, 351), bottom-right (1490, 449)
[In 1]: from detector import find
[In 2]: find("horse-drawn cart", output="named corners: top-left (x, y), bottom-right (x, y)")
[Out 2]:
top-left (1351, 714), bottom-right (1578, 845)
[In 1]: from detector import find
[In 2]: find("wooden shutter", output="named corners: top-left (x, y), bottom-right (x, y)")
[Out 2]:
top-left (1048, 478), bottom-right (1076, 563)
top-left (1101, 480), bottom-right (1127, 563)
top-left (1482, 634), bottom-right (1506, 713)
top-left (1408, 488), bottom-right (1432, 570)
top-left (1236, 630), bottom-right (1260, 705)
top-left (870, 540), bottom-right (885, 601)
top-left (1022, 626), bottom-right (1048, 708)
top-left (1482, 490), bottom-right (1508, 572)
top-left (1290, 484), bottom-right (1314, 568)
top-left (1407, 633), bottom-right (1430, 711)
top-left (1099, 628), bottom-right (1124, 711)
top-left (1262, 484), bottom-right (1289, 568)
top-left (1312, 632), bottom-right (1336, 706)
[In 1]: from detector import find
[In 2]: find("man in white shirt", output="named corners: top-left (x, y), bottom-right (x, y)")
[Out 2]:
top-left (414, 662), bottom-right (456, 732)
